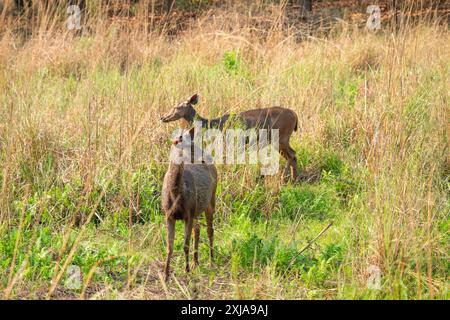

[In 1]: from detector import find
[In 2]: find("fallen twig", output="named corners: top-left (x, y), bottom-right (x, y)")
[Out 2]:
top-left (282, 221), bottom-right (334, 277)
top-left (298, 221), bottom-right (334, 255)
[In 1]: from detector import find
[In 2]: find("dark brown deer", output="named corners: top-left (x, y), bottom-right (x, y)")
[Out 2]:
top-left (162, 132), bottom-right (217, 281)
top-left (161, 94), bottom-right (299, 180)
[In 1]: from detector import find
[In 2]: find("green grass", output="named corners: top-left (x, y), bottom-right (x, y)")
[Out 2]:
top-left (0, 13), bottom-right (448, 299)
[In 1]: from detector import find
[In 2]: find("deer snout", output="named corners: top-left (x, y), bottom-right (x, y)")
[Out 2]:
top-left (161, 114), bottom-right (175, 123)
top-left (161, 109), bottom-right (182, 123)
top-left (172, 135), bottom-right (183, 145)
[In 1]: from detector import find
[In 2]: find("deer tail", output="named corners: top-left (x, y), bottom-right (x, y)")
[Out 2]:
top-left (293, 111), bottom-right (298, 132)
top-left (167, 194), bottom-right (181, 219)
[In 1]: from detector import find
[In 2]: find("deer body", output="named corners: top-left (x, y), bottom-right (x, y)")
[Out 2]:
top-left (161, 94), bottom-right (299, 180)
top-left (162, 135), bottom-right (217, 281)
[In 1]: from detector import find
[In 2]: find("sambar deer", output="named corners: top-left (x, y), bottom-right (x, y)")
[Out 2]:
top-left (162, 132), bottom-right (217, 281)
top-left (161, 94), bottom-right (299, 180)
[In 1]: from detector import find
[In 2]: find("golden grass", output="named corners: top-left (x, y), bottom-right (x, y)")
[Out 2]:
top-left (0, 2), bottom-right (448, 299)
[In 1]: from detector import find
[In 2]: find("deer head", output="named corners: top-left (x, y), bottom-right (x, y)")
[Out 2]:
top-left (160, 94), bottom-right (199, 123)
top-left (170, 129), bottom-right (213, 165)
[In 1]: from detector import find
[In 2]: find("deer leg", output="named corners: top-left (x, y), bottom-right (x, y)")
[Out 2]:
top-left (287, 145), bottom-right (298, 181)
top-left (279, 144), bottom-right (291, 181)
top-left (193, 219), bottom-right (200, 267)
top-left (183, 216), bottom-right (193, 273)
top-left (205, 205), bottom-right (214, 264)
top-left (283, 162), bottom-right (291, 179)
top-left (164, 218), bottom-right (175, 281)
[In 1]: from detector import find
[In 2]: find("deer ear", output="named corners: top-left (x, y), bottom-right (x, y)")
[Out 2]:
top-left (188, 94), bottom-right (199, 105)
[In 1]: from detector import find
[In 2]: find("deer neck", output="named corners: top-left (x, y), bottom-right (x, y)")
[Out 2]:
top-left (185, 109), bottom-right (229, 130)
top-left (167, 162), bottom-right (184, 197)
top-left (183, 109), bottom-right (209, 127)
top-left (209, 114), bottom-right (230, 130)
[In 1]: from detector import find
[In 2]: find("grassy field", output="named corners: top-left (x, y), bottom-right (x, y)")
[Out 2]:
top-left (0, 4), bottom-right (449, 299)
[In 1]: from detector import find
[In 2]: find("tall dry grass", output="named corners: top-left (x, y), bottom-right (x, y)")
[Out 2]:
top-left (0, 1), bottom-right (448, 299)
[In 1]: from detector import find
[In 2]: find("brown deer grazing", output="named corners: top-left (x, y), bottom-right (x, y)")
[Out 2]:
top-left (162, 132), bottom-right (217, 281)
top-left (161, 94), bottom-right (299, 180)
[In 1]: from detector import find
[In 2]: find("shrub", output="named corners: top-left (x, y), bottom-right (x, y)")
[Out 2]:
top-left (232, 233), bottom-right (318, 274)
top-left (279, 185), bottom-right (338, 220)
top-left (222, 50), bottom-right (242, 75)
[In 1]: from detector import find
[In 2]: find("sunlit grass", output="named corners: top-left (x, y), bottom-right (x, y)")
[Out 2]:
top-left (0, 3), bottom-right (448, 299)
